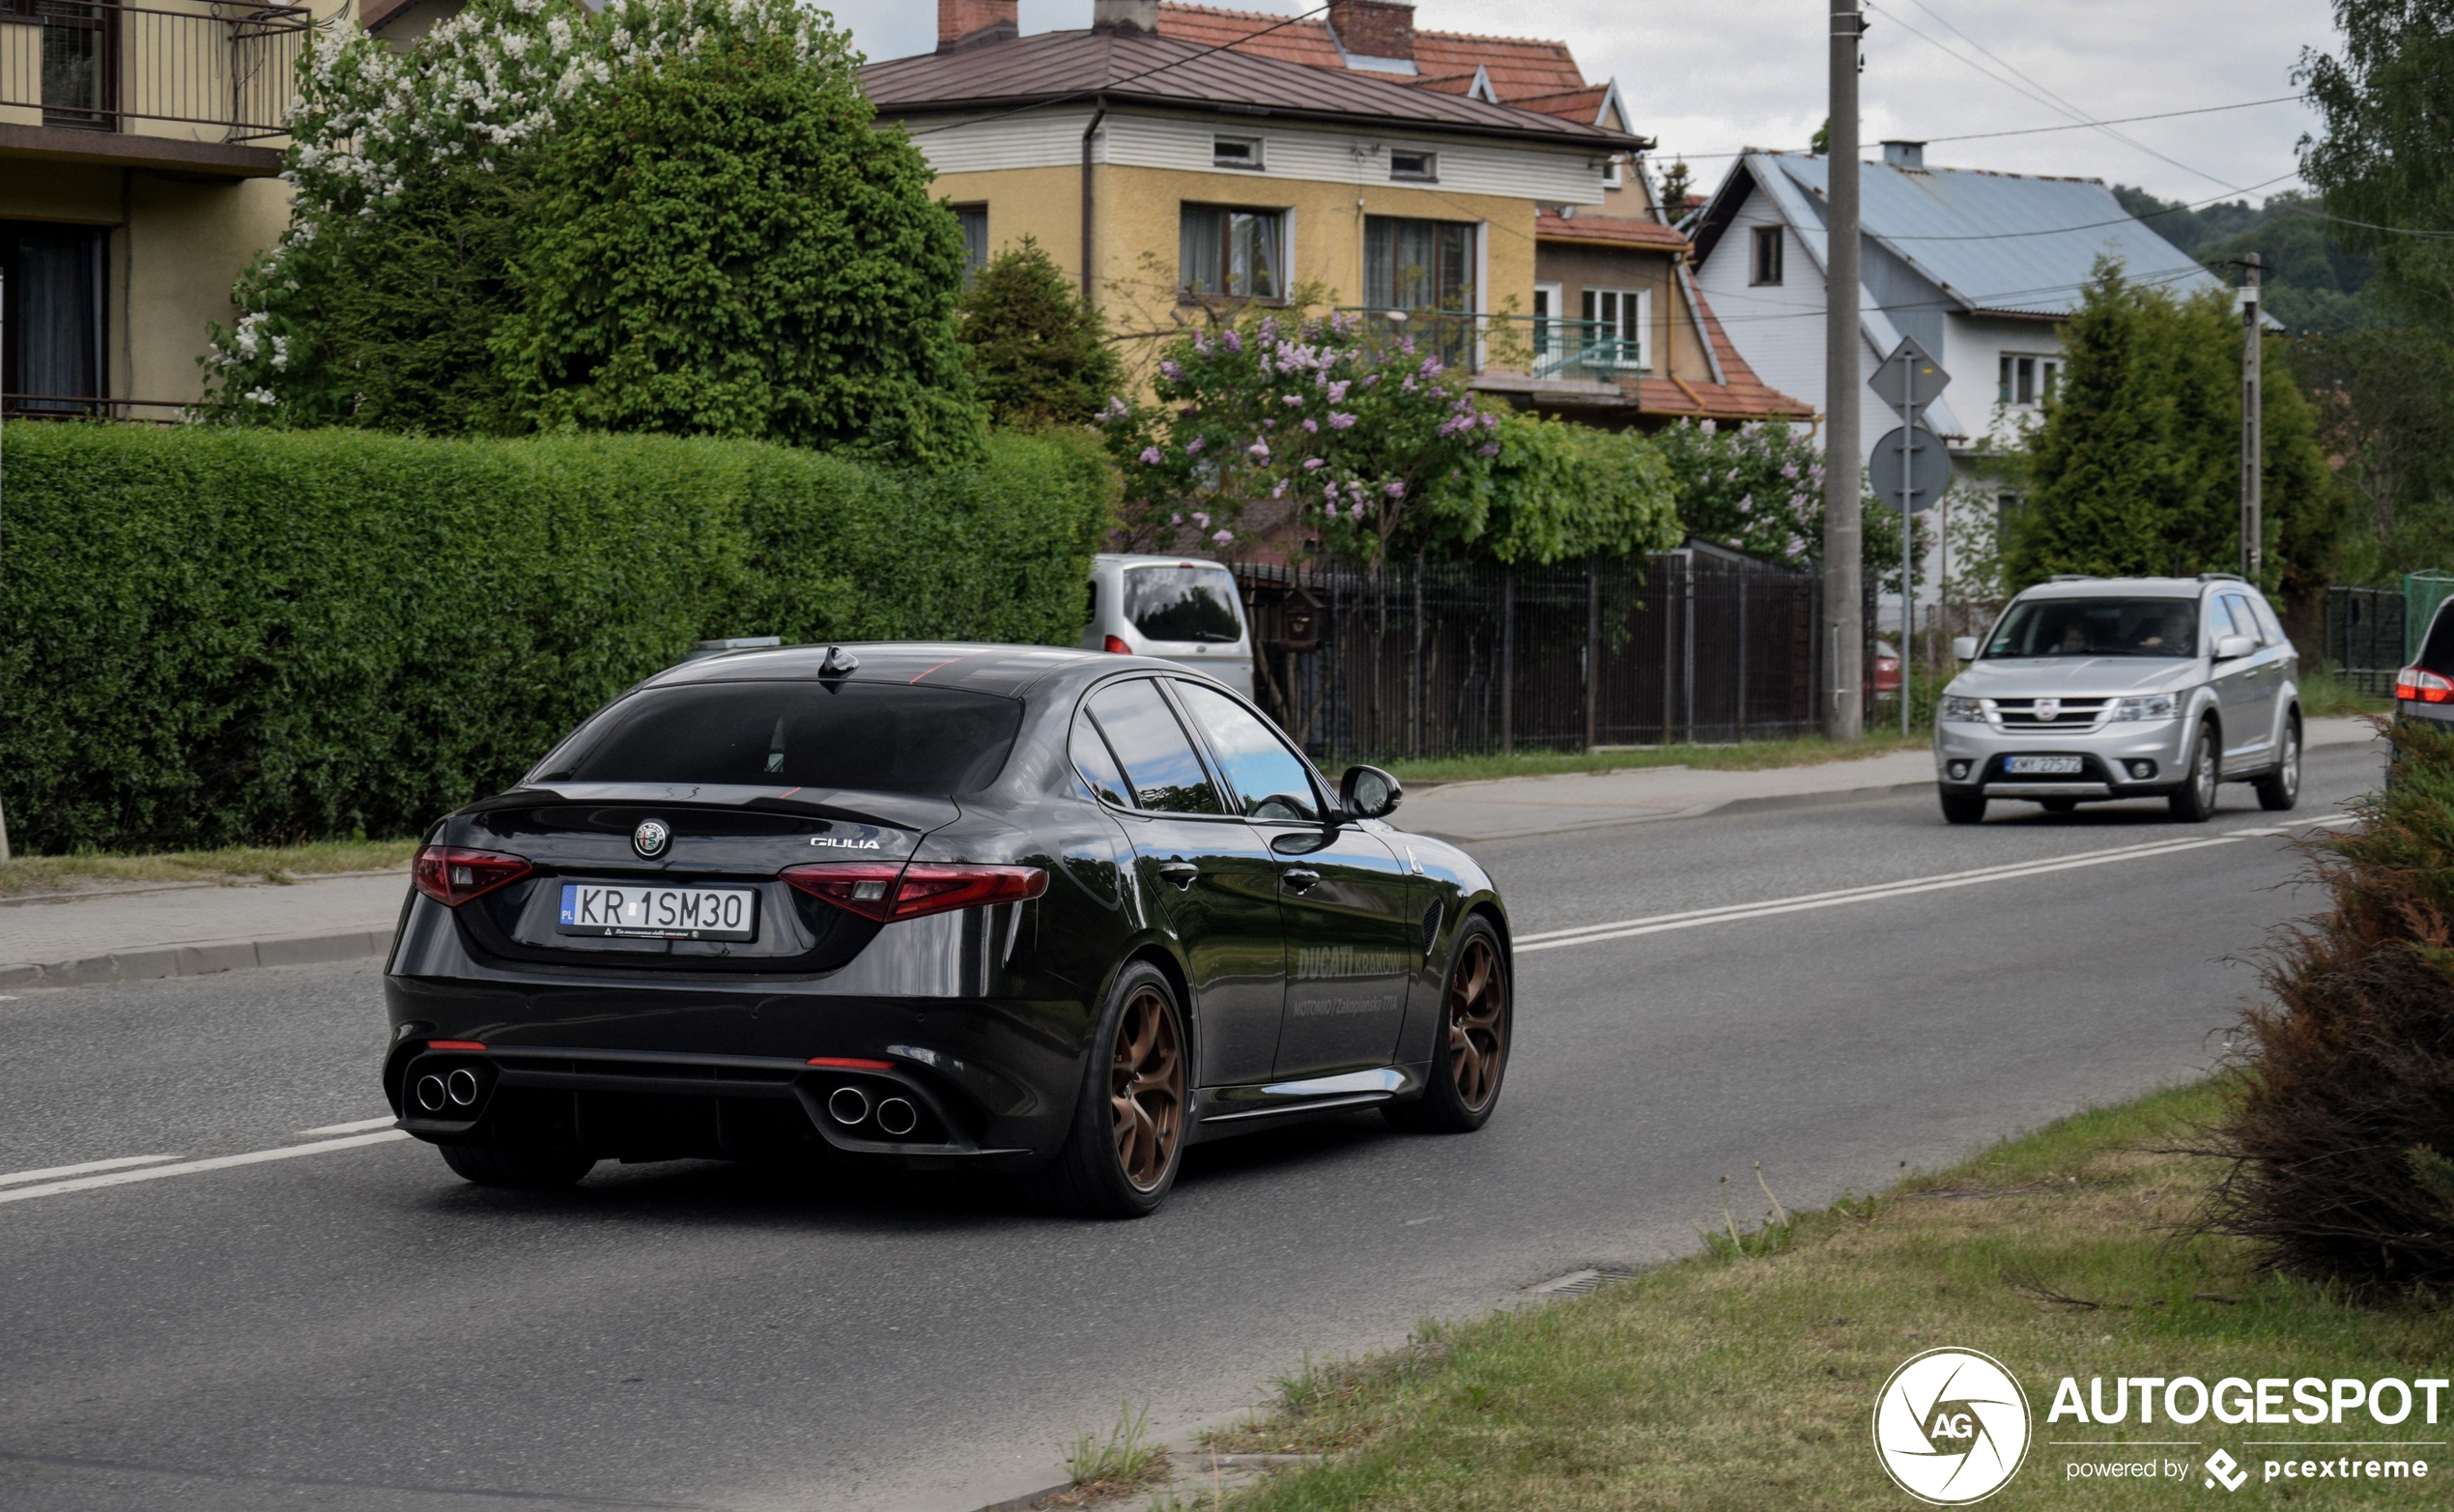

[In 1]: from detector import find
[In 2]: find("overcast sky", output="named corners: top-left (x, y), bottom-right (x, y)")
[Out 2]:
top-left (820, 0), bottom-right (2340, 207)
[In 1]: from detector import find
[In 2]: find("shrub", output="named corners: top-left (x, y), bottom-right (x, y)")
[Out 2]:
top-left (0, 424), bottom-right (1111, 853)
top-left (957, 237), bottom-right (1126, 430)
top-left (1472, 412), bottom-right (1682, 564)
top-left (2210, 715), bottom-right (2454, 1293)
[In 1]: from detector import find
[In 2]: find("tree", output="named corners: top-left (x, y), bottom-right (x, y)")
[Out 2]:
top-left (2298, 0), bottom-right (2454, 326)
top-left (2297, 327), bottom-right (2454, 580)
top-left (2007, 262), bottom-right (2339, 608)
top-left (956, 238), bottom-right (1126, 429)
top-left (1653, 415), bottom-right (1918, 590)
top-left (1097, 311), bottom-right (1500, 561)
top-left (208, 0), bottom-right (982, 467)
top-left (1474, 413), bottom-right (1682, 564)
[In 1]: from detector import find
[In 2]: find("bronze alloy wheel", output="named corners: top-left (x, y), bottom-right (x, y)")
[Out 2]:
top-left (1445, 934), bottom-right (1507, 1113)
top-left (1110, 984), bottom-right (1184, 1191)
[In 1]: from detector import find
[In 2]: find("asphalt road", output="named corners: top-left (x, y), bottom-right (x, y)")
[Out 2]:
top-left (0, 739), bottom-right (2386, 1512)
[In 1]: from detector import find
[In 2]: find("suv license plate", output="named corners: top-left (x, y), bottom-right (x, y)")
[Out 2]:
top-left (557, 883), bottom-right (757, 941)
top-left (2006, 756), bottom-right (2084, 776)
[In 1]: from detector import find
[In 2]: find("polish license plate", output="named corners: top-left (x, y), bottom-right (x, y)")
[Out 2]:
top-left (556, 883), bottom-right (756, 941)
top-left (2006, 756), bottom-right (2085, 776)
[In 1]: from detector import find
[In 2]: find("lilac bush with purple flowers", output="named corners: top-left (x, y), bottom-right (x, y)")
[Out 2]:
top-left (1654, 415), bottom-right (1918, 589)
top-left (1099, 310), bottom-right (1498, 560)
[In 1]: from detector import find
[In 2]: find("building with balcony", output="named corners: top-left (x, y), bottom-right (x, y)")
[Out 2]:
top-left (868, 0), bottom-right (1807, 428)
top-left (2, 0), bottom-right (326, 416)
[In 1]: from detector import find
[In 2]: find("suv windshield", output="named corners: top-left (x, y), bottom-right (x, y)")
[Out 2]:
top-left (529, 682), bottom-right (1023, 794)
top-left (1983, 597), bottom-right (2200, 660)
top-left (1126, 566), bottom-right (1241, 643)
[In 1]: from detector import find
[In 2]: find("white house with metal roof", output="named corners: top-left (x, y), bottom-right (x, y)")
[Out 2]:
top-left (1686, 142), bottom-right (2227, 466)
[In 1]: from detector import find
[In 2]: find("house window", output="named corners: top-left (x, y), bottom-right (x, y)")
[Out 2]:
top-left (952, 204), bottom-right (988, 280)
top-left (8, 3), bottom-right (116, 129)
top-left (1388, 150), bottom-right (1437, 182)
top-left (1580, 287), bottom-right (1651, 371)
top-left (1751, 224), bottom-right (1783, 285)
top-left (1997, 355), bottom-right (2062, 407)
top-left (2, 220), bottom-right (105, 414)
top-left (1213, 135), bottom-right (1264, 171)
top-left (1181, 205), bottom-right (1285, 300)
top-left (1363, 215), bottom-right (1474, 314)
top-left (1532, 281), bottom-right (1561, 367)
top-left (1604, 155), bottom-right (1624, 188)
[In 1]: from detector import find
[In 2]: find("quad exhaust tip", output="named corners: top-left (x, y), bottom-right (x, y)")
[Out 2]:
top-left (446, 1068), bottom-right (479, 1106)
top-left (826, 1086), bottom-right (870, 1127)
top-left (414, 1073), bottom-right (447, 1112)
top-left (874, 1098), bottom-right (918, 1137)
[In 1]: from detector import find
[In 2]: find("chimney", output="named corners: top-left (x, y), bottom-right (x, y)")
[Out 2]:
top-left (937, 0), bottom-right (1017, 51)
top-left (1328, 1), bottom-right (1414, 62)
top-left (1881, 139), bottom-right (1926, 169)
top-left (1092, 0), bottom-right (1159, 34)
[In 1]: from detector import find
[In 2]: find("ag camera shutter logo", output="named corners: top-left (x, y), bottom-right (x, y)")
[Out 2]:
top-left (1873, 1348), bottom-right (2033, 1504)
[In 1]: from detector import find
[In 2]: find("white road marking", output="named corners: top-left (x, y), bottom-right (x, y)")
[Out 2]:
top-left (297, 1116), bottom-right (401, 1137)
top-left (0, 1131), bottom-right (410, 1207)
top-left (0, 1155), bottom-right (180, 1187)
top-left (1518, 814), bottom-right (2354, 956)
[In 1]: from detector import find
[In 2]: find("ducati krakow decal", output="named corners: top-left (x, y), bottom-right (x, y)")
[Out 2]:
top-left (1869, 1350), bottom-right (2445, 1501)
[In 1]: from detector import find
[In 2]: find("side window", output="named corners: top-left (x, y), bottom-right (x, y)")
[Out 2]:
top-left (2245, 594), bottom-right (2287, 645)
top-left (2207, 597), bottom-right (2243, 642)
top-left (1175, 682), bottom-right (1320, 822)
top-left (2224, 594), bottom-right (2269, 645)
top-left (1086, 680), bottom-right (1224, 815)
top-left (1070, 711), bottom-right (1130, 809)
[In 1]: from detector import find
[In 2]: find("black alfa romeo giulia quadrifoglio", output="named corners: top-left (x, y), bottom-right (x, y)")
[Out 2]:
top-left (383, 642), bottom-right (1513, 1216)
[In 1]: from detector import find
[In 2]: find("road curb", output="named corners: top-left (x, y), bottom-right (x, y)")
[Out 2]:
top-left (0, 928), bottom-right (392, 990)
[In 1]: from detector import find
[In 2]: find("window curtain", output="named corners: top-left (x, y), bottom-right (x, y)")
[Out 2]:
top-left (8, 223), bottom-right (104, 411)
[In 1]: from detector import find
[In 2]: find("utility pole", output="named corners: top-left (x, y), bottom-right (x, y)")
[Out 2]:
top-left (1823, 0), bottom-right (1865, 741)
top-left (2240, 251), bottom-right (2263, 582)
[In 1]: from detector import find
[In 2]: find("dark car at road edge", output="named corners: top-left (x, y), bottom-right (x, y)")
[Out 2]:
top-left (382, 642), bottom-right (1513, 1217)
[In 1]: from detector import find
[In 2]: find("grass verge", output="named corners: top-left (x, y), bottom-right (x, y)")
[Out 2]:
top-left (2297, 665), bottom-right (2392, 721)
top-left (1378, 734), bottom-right (1930, 786)
top-left (1208, 1081), bottom-right (2454, 1509)
top-left (0, 839), bottom-right (418, 897)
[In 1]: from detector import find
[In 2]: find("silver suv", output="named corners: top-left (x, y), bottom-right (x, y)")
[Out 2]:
top-left (1933, 574), bottom-right (2301, 824)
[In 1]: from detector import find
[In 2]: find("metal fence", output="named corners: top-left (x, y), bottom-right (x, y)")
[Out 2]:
top-left (2324, 585), bottom-right (2406, 697)
top-left (1, 0), bottom-right (309, 139)
top-left (1237, 544), bottom-right (1821, 762)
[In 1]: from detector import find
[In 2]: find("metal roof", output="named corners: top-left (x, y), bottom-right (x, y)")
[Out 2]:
top-left (860, 28), bottom-right (1643, 150)
top-left (1697, 153), bottom-right (2220, 320)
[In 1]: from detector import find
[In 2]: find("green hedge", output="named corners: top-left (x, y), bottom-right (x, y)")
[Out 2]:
top-left (0, 424), bottom-right (1112, 853)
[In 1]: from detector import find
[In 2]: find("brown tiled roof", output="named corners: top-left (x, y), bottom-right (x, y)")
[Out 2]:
top-left (861, 28), bottom-right (1642, 148)
top-left (1156, 5), bottom-right (1586, 102)
top-left (1508, 85), bottom-right (1612, 128)
top-left (1535, 209), bottom-right (1688, 252)
top-left (1633, 285), bottom-right (1812, 422)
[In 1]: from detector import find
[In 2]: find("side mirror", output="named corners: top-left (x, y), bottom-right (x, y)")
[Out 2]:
top-left (1339, 764), bottom-right (1403, 821)
top-left (1952, 636), bottom-right (1978, 663)
top-left (2214, 634), bottom-right (2256, 662)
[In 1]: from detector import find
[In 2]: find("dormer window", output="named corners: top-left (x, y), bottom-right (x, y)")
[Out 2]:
top-left (1389, 150), bottom-right (1437, 182)
top-left (1213, 135), bottom-right (1264, 170)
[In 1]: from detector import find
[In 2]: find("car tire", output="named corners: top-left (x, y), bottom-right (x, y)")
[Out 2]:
top-left (2168, 719), bottom-right (2221, 823)
top-left (2040, 797), bottom-right (2078, 814)
top-left (1383, 916), bottom-right (1511, 1134)
top-left (1939, 790), bottom-right (1987, 825)
top-left (2254, 714), bottom-right (2301, 812)
top-left (1023, 960), bottom-right (1188, 1219)
top-left (438, 1140), bottom-right (596, 1189)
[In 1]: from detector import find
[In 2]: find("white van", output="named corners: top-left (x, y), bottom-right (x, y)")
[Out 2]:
top-left (1081, 554), bottom-right (1256, 699)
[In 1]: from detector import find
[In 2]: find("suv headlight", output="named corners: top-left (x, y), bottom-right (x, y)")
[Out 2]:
top-left (1938, 695), bottom-right (1985, 723)
top-left (2114, 694), bottom-right (2180, 721)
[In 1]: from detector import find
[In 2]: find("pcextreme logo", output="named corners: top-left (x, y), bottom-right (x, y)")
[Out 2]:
top-left (1873, 1349), bottom-right (2034, 1505)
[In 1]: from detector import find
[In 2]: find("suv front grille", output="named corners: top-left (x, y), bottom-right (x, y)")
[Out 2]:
top-left (1992, 698), bottom-right (2110, 729)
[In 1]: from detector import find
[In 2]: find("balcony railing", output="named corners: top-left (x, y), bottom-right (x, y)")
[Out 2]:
top-left (1337, 308), bottom-right (1648, 383)
top-left (0, 0), bottom-right (309, 141)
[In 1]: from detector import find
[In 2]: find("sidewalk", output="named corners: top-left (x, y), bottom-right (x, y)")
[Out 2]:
top-left (1396, 715), bottom-right (2383, 843)
top-left (0, 719), bottom-right (2383, 990)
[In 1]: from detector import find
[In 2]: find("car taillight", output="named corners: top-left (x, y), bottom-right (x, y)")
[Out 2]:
top-left (782, 862), bottom-right (1049, 923)
top-left (1102, 634), bottom-right (1130, 654)
top-left (412, 846), bottom-right (533, 906)
top-left (2397, 666), bottom-right (2454, 703)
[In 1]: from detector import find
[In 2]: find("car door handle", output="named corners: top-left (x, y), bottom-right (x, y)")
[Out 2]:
top-left (1156, 861), bottom-right (1200, 890)
top-left (1282, 868), bottom-right (1322, 893)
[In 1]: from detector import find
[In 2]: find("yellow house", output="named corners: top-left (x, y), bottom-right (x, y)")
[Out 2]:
top-left (1, 0), bottom-right (343, 415)
top-left (864, 0), bottom-right (1642, 402)
top-left (867, 0), bottom-right (1808, 426)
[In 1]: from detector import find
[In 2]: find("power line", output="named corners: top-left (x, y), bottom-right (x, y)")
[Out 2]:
top-left (1648, 90), bottom-right (2311, 165)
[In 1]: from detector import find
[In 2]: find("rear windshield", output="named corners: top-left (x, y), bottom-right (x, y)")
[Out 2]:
top-left (1126, 566), bottom-right (1241, 643)
top-left (529, 682), bottom-right (1023, 794)
top-left (1983, 597), bottom-right (2199, 659)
